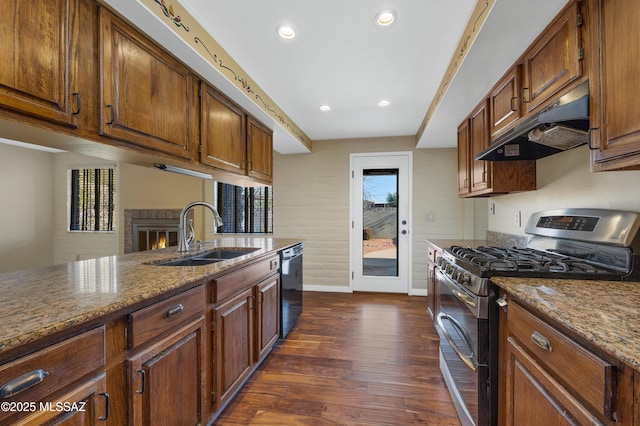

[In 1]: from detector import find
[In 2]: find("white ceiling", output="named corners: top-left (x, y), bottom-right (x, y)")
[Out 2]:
top-left (105, 0), bottom-right (568, 153)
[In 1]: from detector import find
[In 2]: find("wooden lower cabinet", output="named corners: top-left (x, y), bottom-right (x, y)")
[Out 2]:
top-left (213, 287), bottom-right (254, 410)
top-left (501, 294), bottom-right (634, 425)
top-left (426, 242), bottom-right (440, 320)
top-left (128, 317), bottom-right (206, 426)
top-left (255, 275), bottom-right (281, 361)
top-left (0, 327), bottom-right (106, 425)
top-left (212, 270), bottom-right (280, 414)
top-left (15, 374), bottom-right (108, 426)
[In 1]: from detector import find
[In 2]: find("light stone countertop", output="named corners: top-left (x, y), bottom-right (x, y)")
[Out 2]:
top-left (0, 237), bottom-right (301, 359)
top-left (492, 277), bottom-right (640, 370)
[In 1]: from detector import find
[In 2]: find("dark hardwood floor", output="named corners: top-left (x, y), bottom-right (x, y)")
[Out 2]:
top-left (215, 291), bottom-right (461, 425)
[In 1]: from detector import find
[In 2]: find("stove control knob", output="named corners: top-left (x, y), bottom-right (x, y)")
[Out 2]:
top-left (445, 264), bottom-right (454, 275)
top-left (458, 273), bottom-right (470, 285)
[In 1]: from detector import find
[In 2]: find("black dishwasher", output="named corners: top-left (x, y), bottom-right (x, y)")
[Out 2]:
top-left (280, 243), bottom-right (303, 338)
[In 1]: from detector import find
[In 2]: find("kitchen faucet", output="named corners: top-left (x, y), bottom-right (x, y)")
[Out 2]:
top-left (178, 201), bottom-right (224, 252)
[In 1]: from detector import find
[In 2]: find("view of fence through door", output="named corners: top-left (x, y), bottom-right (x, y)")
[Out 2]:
top-left (362, 169), bottom-right (398, 277)
top-left (351, 152), bottom-right (411, 293)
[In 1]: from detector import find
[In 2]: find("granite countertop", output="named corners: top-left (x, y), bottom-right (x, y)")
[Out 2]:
top-left (493, 276), bottom-right (640, 370)
top-left (0, 237), bottom-right (301, 358)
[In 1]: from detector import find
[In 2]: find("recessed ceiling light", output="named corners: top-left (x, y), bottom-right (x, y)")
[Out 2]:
top-left (375, 9), bottom-right (396, 27)
top-left (276, 24), bottom-right (296, 39)
top-left (378, 100), bottom-right (391, 107)
top-left (320, 105), bottom-right (331, 111)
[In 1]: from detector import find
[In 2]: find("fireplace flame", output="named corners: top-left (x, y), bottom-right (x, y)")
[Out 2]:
top-left (152, 234), bottom-right (167, 250)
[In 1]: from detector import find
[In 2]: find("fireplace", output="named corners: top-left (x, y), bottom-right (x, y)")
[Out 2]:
top-left (124, 209), bottom-right (191, 253)
top-left (133, 219), bottom-right (179, 252)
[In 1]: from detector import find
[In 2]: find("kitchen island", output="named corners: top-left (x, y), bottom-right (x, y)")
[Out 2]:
top-left (0, 236), bottom-right (301, 424)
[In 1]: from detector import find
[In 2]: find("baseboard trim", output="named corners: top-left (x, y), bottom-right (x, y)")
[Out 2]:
top-left (303, 284), bottom-right (352, 293)
top-left (303, 285), bottom-right (427, 296)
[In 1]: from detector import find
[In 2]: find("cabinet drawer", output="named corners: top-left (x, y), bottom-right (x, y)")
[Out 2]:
top-left (127, 285), bottom-right (205, 348)
top-left (509, 301), bottom-right (616, 418)
top-left (0, 327), bottom-right (105, 410)
top-left (212, 256), bottom-right (279, 303)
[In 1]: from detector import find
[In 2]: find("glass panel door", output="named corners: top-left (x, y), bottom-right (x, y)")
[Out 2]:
top-left (351, 152), bottom-right (411, 294)
top-left (362, 169), bottom-right (398, 277)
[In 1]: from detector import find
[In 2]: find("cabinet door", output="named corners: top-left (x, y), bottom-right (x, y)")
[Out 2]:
top-left (200, 83), bottom-right (247, 174)
top-left (521, 1), bottom-right (582, 114)
top-left (213, 287), bottom-right (254, 409)
top-left (247, 118), bottom-right (273, 184)
top-left (129, 317), bottom-right (206, 426)
top-left (100, 9), bottom-right (194, 159)
top-left (255, 275), bottom-right (280, 361)
top-left (16, 374), bottom-right (108, 425)
top-left (589, 0), bottom-right (640, 170)
top-left (0, 0), bottom-right (80, 126)
top-left (457, 120), bottom-right (471, 196)
top-left (506, 337), bottom-right (604, 426)
top-left (490, 64), bottom-right (522, 139)
top-left (470, 101), bottom-right (491, 193)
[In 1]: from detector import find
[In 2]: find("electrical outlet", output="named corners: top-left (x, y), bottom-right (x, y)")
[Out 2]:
top-left (514, 210), bottom-right (521, 227)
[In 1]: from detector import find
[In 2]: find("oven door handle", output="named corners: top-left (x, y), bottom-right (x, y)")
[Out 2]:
top-left (436, 312), bottom-right (479, 372)
top-left (439, 272), bottom-right (476, 309)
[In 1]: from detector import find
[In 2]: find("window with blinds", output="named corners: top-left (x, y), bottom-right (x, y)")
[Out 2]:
top-left (216, 183), bottom-right (273, 234)
top-left (69, 168), bottom-right (116, 231)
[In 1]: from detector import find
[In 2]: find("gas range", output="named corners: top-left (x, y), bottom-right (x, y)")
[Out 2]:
top-left (434, 208), bottom-right (640, 426)
top-left (437, 208), bottom-right (640, 296)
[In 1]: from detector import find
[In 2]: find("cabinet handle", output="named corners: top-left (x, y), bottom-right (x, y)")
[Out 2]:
top-left (136, 369), bottom-right (146, 394)
top-left (165, 304), bottom-right (184, 318)
top-left (98, 392), bottom-right (110, 421)
top-left (72, 92), bottom-right (81, 115)
top-left (587, 128), bottom-right (599, 150)
top-left (531, 331), bottom-right (553, 352)
top-left (496, 295), bottom-right (508, 310)
top-left (510, 96), bottom-right (518, 112)
top-left (105, 105), bottom-right (114, 125)
top-left (0, 369), bottom-right (49, 399)
top-left (521, 87), bottom-right (530, 104)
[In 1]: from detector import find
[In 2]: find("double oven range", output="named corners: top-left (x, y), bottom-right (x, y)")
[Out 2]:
top-left (434, 208), bottom-right (640, 426)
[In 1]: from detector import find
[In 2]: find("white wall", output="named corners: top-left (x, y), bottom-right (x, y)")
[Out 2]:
top-left (52, 152), bottom-right (120, 264)
top-left (272, 136), bottom-right (487, 293)
top-left (0, 143), bottom-right (55, 272)
top-left (488, 145), bottom-right (640, 235)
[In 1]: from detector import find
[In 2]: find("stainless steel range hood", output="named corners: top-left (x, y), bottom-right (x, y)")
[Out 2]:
top-left (475, 80), bottom-right (590, 161)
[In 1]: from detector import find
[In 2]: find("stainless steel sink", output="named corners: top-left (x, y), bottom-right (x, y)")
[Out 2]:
top-left (197, 248), bottom-right (259, 259)
top-left (158, 257), bottom-right (222, 267)
top-left (156, 247), bottom-right (259, 266)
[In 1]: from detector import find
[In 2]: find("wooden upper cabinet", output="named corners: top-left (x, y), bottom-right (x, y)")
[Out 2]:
top-left (521, 0), bottom-right (583, 114)
top-left (247, 117), bottom-right (274, 184)
top-left (201, 83), bottom-right (273, 184)
top-left (458, 99), bottom-right (536, 198)
top-left (200, 83), bottom-right (247, 174)
top-left (0, 0), bottom-right (80, 127)
top-left (490, 64), bottom-right (522, 139)
top-left (589, 0), bottom-right (640, 171)
top-left (99, 8), bottom-right (194, 159)
top-left (470, 101), bottom-right (491, 193)
top-left (457, 119), bottom-right (471, 196)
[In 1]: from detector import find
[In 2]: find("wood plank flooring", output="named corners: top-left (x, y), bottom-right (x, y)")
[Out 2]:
top-left (215, 292), bottom-right (461, 425)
